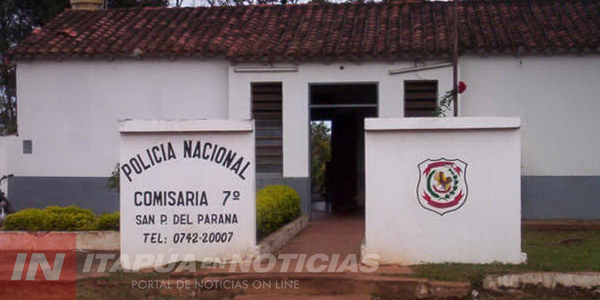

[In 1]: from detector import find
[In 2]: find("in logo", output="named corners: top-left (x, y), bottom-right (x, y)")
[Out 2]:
top-left (417, 158), bottom-right (468, 215)
top-left (0, 233), bottom-right (77, 300)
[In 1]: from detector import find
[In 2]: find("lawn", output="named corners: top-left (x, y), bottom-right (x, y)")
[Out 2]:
top-left (73, 228), bottom-right (600, 299)
top-left (77, 272), bottom-right (174, 300)
top-left (412, 228), bottom-right (600, 285)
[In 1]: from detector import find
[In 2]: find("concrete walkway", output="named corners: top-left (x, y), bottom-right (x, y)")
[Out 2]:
top-left (267, 211), bottom-right (412, 276)
top-left (277, 212), bottom-right (365, 259)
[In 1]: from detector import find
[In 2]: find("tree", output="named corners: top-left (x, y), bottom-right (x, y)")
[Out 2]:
top-left (310, 121), bottom-right (331, 194)
top-left (0, 0), bottom-right (70, 135)
top-left (196, 0), bottom-right (299, 7)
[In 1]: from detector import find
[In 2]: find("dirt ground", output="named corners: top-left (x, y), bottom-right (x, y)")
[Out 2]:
top-left (523, 220), bottom-right (600, 231)
top-left (470, 288), bottom-right (600, 300)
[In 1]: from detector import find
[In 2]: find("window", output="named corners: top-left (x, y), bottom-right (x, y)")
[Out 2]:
top-left (404, 80), bottom-right (438, 117)
top-left (252, 83), bottom-right (283, 174)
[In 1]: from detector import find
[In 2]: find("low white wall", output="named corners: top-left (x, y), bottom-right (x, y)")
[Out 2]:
top-left (362, 117), bottom-right (523, 264)
top-left (0, 231), bottom-right (119, 251)
top-left (257, 215), bottom-right (309, 255)
top-left (76, 231), bottom-right (120, 251)
top-left (119, 119), bottom-right (256, 269)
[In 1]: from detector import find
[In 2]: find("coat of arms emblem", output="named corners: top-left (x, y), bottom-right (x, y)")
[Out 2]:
top-left (417, 158), bottom-right (468, 215)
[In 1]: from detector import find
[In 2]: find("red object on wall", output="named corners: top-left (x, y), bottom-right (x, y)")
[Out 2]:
top-left (458, 81), bottom-right (467, 94)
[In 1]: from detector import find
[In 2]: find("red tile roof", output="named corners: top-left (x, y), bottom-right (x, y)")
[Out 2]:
top-left (8, 0), bottom-right (600, 62)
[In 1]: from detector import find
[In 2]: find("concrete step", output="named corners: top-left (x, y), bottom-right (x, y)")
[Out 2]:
top-left (162, 273), bottom-right (470, 300)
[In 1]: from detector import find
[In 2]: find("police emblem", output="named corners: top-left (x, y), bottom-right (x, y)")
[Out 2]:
top-left (417, 158), bottom-right (468, 215)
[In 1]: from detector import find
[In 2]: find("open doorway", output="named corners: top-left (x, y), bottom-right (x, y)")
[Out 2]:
top-left (309, 83), bottom-right (378, 215)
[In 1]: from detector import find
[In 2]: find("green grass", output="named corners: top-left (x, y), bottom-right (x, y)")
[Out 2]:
top-left (412, 228), bottom-right (600, 285)
top-left (77, 272), bottom-right (172, 300)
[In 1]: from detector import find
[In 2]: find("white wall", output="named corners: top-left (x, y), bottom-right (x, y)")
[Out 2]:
top-left (0, 138), bottom-right (7, 179)
top-left (460, 55), bottom-right (600, 176)
top-left (0, 136), bottom-right (17, 195)
top-left (363, 117), bottom-right (523, 264)
top-left (14, 59), bottom-right (454, 180)
top-left (15, 59), bottom-right (230, 177)
top-left (15, 55), bottom-right (596, 180)
top-left (228, 62), bottom-right (453, 178)
top-left (119, 120), bottom-right (256, 269)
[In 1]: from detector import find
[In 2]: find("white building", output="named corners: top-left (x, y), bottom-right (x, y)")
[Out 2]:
top-left (3, 0), bottom-right (600, 218)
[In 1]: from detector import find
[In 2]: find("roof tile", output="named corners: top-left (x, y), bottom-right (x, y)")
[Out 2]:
top-left (8, 0), bottom-right (600, 61)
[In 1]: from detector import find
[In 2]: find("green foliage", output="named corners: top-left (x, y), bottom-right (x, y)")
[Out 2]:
top-left (3, 206), bottom-right (120, 231)
top-left (433, 90), bottom-right (454, 117)
top-left (256, 185), bottom-right (301, 235)
top-left (44, 206), bottom-right (97, 231)
top-left (2, 208), bottom-right (46, 231)
top-left (434, 82), bottom-right (465, 117)
top-left (310, 121), bottom-right (331, 193)
top-left (44, 205), bottom-right (94, 216)
top-left (107, 163), bottom-right (120, 191)
top-left (96, 212), bottom-right (120, 231)
top-left (1, 0), bottom-right (70, 135)
top-left (412, 228), bottom-right (600, 284)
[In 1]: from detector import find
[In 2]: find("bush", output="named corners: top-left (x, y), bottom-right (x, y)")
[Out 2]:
top-left (257, 185), bottom-right (302, 236)
top-left (44, 206), bottom-right (97, 231)
top-left (44, 205), bottom-right (94, 216)
top-left (96, 212), bottom-right (120, 231)
top-left (3, 206), bottom-right (106, 231)
top-left (2, 208), bottom-right (45, 231)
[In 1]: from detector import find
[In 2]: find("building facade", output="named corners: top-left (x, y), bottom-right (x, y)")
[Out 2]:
top-left (2, 1), bottom-right (600, 218)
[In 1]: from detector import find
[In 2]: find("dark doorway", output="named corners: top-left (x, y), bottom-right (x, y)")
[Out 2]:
top-left (310, 84), bottom-right (378, 213)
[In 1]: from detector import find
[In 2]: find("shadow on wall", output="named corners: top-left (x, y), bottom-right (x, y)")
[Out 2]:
top-left (5, 175), bottom-right (600, 218)
top-left (521, 176), bottom-right (600, 220)
top-left (8, 177), bottom-right (119, 213)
